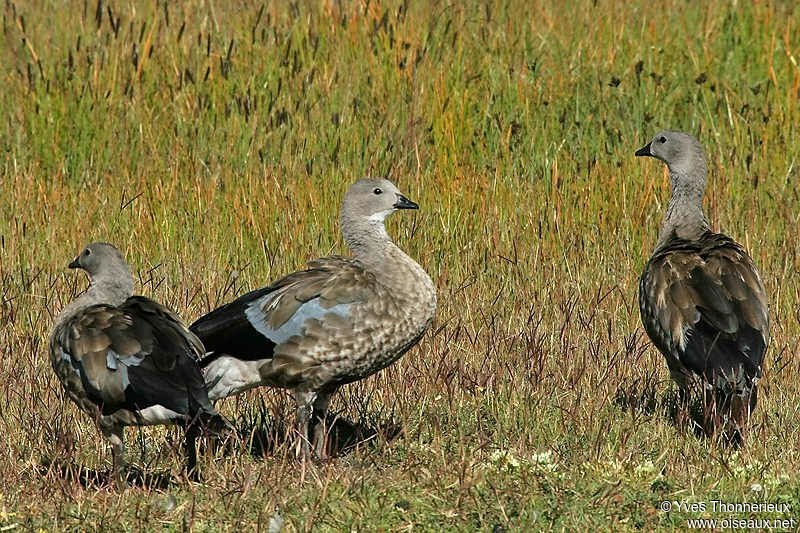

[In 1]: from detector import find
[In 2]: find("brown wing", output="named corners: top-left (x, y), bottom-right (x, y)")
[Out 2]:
top-left (259, 256), bottom-right (374, 327)
top-left (192, 256), bottom-right (376, 367)
top-left (51, 296), bottom-right (215, 418)
top-left (639, 232), bottom-right (769, 391)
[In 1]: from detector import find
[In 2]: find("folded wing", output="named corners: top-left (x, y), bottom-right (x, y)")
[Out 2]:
top-left (51, 296), bottom-right (214, 419)
top-left (191, 256), bottom-right (374, 376)
top-left (639, 232), bottom-right (769, 392)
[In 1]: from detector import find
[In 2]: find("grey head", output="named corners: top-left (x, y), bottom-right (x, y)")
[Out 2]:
top-left (339, 178), bottom-right (418, 253)
top-left (636, 130), bottom-right (710, 246)
top-left (69, 242), bottom-right (134, 297)
top-left (635, 130), bottom-right (707, 181)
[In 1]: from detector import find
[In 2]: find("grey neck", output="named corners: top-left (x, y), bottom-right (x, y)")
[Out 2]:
top-left (54, 275), bottom-right (134, 329)
top-left (656, 169), bottom-right (710, 249)
top-left (341, 216), bottom-right (425, 290)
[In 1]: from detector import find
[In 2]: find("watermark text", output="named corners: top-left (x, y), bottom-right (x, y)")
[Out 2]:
top-left (660, 500), bottom-right (794, 530)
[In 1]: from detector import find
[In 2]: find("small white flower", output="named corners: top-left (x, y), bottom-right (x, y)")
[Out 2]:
top-left (750, 483), bottom-right (763, 493)
top-left (530, 450), bottom-right (558, 471)
top-left (532, 451), bottom-right (553, 465)
top-left (634, 460), bottom-right (656, 475)
top-left (489, 450), bottom-right (520, 469)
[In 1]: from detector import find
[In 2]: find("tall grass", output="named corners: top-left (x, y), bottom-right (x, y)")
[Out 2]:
top-left (1, 0), bottom-right (799, 530)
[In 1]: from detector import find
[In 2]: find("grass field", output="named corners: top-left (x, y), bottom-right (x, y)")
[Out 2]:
top-left (2, 0), bottom-right (800, 530)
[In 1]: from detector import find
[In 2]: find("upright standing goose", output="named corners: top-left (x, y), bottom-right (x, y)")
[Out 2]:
top-left (635, 131), bottom-right (769, 442)
top-left (191, 178), bottom-right (437, 460)
top-left (50, 243), bottom-right (227, 486)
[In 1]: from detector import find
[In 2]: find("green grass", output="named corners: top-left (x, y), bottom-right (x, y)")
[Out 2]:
top-left (2, 0), bottom-right (800, 530)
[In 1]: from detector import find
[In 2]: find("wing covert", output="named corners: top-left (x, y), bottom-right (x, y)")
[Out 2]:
top-left (640, 232), bottom-right (769, 388)
top-left (193, 256), bottom-right (375, 361)
top-left (53, 297), bottom-right (210, 416)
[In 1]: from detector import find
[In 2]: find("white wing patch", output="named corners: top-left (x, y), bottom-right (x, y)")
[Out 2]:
top-left (245, 296), bottom-right (352, 345)
top-left (202, 355), bottom-right (267, 401)
top-left (136, 405), bottom-right (185, 425)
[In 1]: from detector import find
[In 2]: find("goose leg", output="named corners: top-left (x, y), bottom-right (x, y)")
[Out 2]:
top-left (669, 366), bottom-right (692, 431)
top-left (293, 390), bottom-right (317, 461)
top-left (724, 375), bottom-right (756, 446)
top-left (101, 425), bottom-right (126, 489)
top-left (311, 390), bottom-right (335, 460)
top-left (185, 423), bottom-right (201, 482)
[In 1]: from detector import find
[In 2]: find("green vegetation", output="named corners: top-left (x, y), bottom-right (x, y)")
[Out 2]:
top-left (2, 0), bottom-right (799, 530)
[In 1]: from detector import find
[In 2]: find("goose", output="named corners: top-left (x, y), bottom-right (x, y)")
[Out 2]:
top-left (191, 178), bottom-right (437, 459)
top-left (50, 242), bottom-right (227, 486)
top-left (636, 131), bottom-right (769, 442)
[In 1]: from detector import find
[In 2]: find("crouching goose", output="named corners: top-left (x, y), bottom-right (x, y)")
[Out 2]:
top-left (50, 243), bottom-right (228, 486)
top-left (635, 131), bottom-right (769, 442)
top-left (191, 178), bottom-right (437, 460)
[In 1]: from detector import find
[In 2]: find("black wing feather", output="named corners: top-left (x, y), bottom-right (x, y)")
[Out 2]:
top-left (54, 296), bottom-right (215, 418)
top-left (640, 231), bottom-right (769, 392)
top-left (190, 286), bottom-right (278, 364)
top-left (119, 296), bottom-right (216, 416)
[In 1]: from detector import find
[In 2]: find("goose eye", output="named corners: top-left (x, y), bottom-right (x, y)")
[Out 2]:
top-left (373, 188), bottom-right (383, 195)
top-left (83, 249), bottom-right (91, 256)
top-left (659, 136), bottom-right (667, 143)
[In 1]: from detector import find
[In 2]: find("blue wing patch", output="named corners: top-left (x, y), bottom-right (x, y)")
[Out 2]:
top-left (245, 296), bottom-right (352, 344)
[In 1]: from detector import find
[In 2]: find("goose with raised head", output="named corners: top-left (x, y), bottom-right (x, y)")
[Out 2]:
top-left (50, 243), bottom-right (228, 486)
top-left (636, 131), bottom-right (769, 443)
top-left (191, 178), bottom-right (437, 460)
